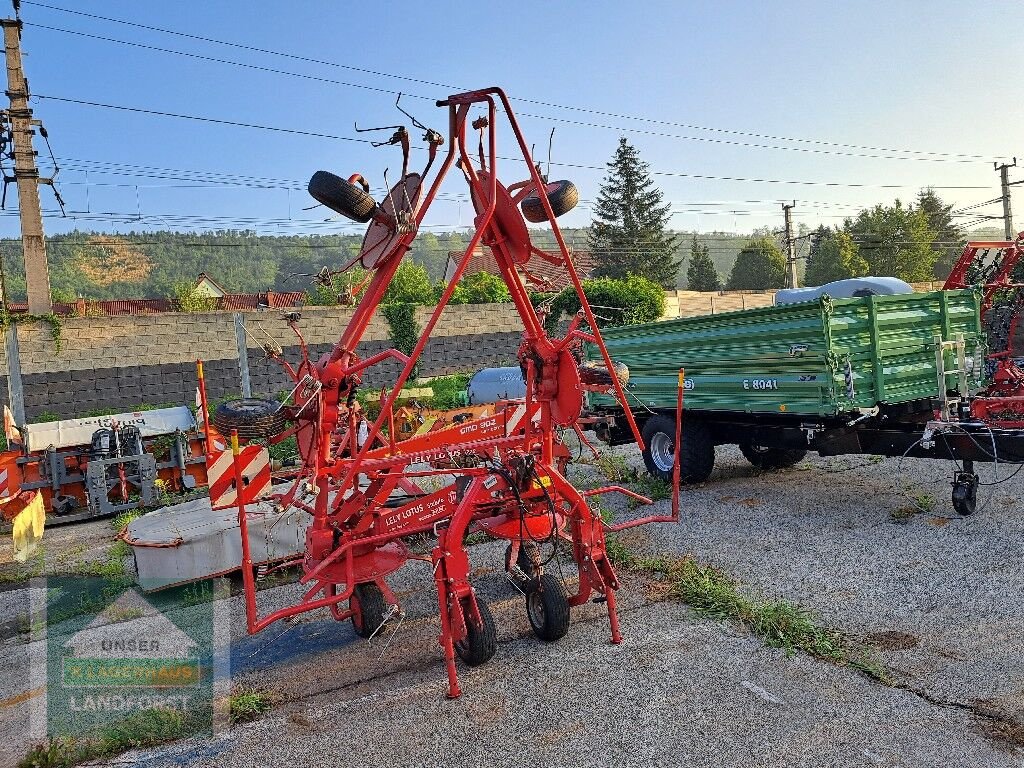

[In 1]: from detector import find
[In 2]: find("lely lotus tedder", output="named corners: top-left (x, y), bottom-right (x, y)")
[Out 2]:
top-left (213, 87), bottom-right (678, 698)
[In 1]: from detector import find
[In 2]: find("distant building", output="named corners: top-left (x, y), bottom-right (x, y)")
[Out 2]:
top-left (193, 273), bottom-right (227, 299)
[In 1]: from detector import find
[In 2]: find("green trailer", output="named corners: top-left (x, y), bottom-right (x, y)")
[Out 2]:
top-left (586, 289), bottom-right (1002, 515)
top-left (590, 289), bottom-right (985, 417)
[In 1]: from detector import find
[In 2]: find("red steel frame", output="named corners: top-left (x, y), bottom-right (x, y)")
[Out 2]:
top-left (230, 87), bottom-right (679, 698)
top-left (943, 231), bottom-right (1024, 426)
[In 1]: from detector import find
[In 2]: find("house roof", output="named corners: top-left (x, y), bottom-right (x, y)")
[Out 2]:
top-left (194, 272), bottom-right (227, 297)
top-left (444, 245), bottom-right (597, 293)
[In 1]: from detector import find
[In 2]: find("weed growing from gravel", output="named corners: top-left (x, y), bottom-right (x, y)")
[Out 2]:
top-left (19, 708), bottom-right (197, 768)
top-left (638, 555), bottom-right (887, 676)
top-left (110, 510), bottom-right (142, 533)
top-left (227, 686), bottom-right (278, 724)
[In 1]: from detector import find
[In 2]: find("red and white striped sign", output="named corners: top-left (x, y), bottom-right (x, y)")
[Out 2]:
top-left (0, 466), bottom-right (13, 499)
top-left (208, 445), bottom-right (272, 509)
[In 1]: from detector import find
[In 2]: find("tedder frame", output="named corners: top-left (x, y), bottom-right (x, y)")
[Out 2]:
top-left (221, 87), bottom-right (678, 698)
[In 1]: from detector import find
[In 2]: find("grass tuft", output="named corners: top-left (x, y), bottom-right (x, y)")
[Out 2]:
top-left (228, 686), bottom-right (277, 724)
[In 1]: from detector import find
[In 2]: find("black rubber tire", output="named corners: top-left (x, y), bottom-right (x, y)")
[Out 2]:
top-left (211, 398), bottom-right (288, 440)
top-left (739, 442), bottom-right (807, 471)
top-left (454, 596), bottom-right (497, 666)
top-left (350, 583), bottom-right (389, 639)
top-left (521, 180), bottom-right (579, 223)
top-left (579, 360), bottom-right (629, 388)
top-left (526, 573), bottom-right (570, 642)
top-left (641, 414), bottom-right (714, 484)
top-left (308, 170), bottom-right (377, 223)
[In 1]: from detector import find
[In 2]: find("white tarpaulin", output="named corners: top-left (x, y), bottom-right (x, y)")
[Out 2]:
top-left (25, 406), bottom-right (197, 452)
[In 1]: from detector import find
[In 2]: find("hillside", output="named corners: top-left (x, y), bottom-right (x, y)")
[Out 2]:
top-left (0, 228), bottom-right (753, 300)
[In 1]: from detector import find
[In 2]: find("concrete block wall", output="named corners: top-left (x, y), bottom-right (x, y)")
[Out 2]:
top-left (5, 303), bottom-right (525, 421)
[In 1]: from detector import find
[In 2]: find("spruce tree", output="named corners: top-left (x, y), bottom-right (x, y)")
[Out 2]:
top-left (588, 137), bottom-right (680, 287)
top-left (686, 234), bottom-right (721, 291)
top-left (917, 188), bottom-right (965, 280)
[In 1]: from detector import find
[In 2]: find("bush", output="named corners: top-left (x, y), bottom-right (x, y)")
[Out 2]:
top-left (546, 274), bottom-right (665, 329)
top-left (170, 282), bottom-right (217, 312)
top-left (383, 261), bottom-right (434, 305)
top-left (445, 271), bottom-right (512, 304)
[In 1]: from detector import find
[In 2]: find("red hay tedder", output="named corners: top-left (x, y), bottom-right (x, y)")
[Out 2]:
top-left (213, 87), bottom-right (680, 698)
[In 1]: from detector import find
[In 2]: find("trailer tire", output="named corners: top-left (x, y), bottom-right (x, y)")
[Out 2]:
top-left (641, 414), bottom-right (714, 484)
top-left (350, 583), bottom-right (389, 639)
top-left (739, 442), bottom-right (807, 471)
top-left (211, 398), bottom-right (287, 440)
top-left (521, 180), bottom-right (579, 223)
top-left (455, 596), bottom-right (497, 666)
top-left (308, 170), bottom-right (377, 223)
top-left (526, 573), bottom-right (570, 641)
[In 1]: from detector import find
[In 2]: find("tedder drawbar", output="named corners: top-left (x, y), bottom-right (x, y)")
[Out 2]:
top-left (212, 87), bottom-right (676, 698)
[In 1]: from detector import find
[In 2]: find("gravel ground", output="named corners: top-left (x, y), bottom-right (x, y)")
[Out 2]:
top-left (0, 444), bottom-right (1021, 767)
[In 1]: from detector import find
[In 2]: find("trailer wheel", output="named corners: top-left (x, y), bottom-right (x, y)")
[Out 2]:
top-left (526, 573), bottom-right (570, 641)
top-left (211, 398), bottom-right (288, 440)
top-left (739, 442), bottom-right (807, 471)
top-left (455, 596), bottom-right (497, 666)
top-left (521, 180), bottom-right (579, 223)
top-left (308, 170), bottom-right (377, 223)
top-left (641, 414), bottom-right (714, 484)
top-left (350, 583), bottom-right (389, 639)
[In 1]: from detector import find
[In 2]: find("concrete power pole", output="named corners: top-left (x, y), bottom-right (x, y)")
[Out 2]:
top-left (782, 202), bottom-right (798, 289)
top-left (1, 13), bottom-right (51, 314)
top-left (995, 159), bottom-right (1016, 240)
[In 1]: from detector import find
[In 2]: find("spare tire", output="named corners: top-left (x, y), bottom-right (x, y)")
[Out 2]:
top-left (521, 180), bottom-right (579, 223)
top-left (579, 360), bottom-right (629, 388)
top-left (739, 442), bottom-right (806, 471)
top-left (308, 170), bottom-right (377, 223)
top-left (212, 398), bottom-right (288, 440)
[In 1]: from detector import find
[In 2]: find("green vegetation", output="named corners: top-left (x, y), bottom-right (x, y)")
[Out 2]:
top-left (804, 229), bottom-right (866, 285)
top-left (227, 687), bottom-right (277, 724)
top-left (546, 274), bottom-right (665, 329)
top-left (589, 137), bottom-right (680, 287)
top-left (686, 234), bottom-right (721, 291)
top-left (425, 372), bottom-right (472, 410)
top-left (19, 708), bottom-right (196, 768)
top-left (171, 282), bottom-right (217, 312)
top-left (727, 237), bottom-right (787, 290)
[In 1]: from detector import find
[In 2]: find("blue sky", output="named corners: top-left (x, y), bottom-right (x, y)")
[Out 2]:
top-left (10, 0), bottom-right (1023, 243)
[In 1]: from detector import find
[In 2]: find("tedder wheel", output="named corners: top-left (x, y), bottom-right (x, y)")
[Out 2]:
top-left (521, 180), bottom-right (579, 223)
top-left (211, 398), bottom-right (288, 440)
top-left (525, 573), bottom-right (570, 642)
top-left (504, 541), bottom-right (540, 586)
top-left (350, 583), bottom-right (389, 639)
top-left (307, 170), bottom-right (377, 223)
top-left (738, 442), bottom-right (807, 471)
top-left (641, 414), bottom-right (715, 484)
top-left (454, 596), bottom-right (497, 666)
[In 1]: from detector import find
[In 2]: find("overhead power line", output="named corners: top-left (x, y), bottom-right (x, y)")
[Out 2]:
top-left (34, 95), bottom-right (994, 191)
top-left (21, 1), bottom-right (1003, 163)
top-left (27, 22), bottom-right (994, 166)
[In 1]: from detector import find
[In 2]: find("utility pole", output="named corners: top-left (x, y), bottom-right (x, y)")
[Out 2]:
top-left (1, 10), bottom-right (51, 314)
top-left (995, 159), bottom-right (1016, 240)
top-left (782, 202), bottom-right (798, 289)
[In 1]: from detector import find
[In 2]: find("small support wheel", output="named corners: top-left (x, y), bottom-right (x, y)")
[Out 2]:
top-left (350, 583), bottom-right (389, 639)
top-left (526, 573), bottom-right (570, 641)
top-left (454, 596), bottom-right (497, 666)
top-left (951, 471), bottom-right (978, 516)
top-left (521, 180), bottom-right (579, 223)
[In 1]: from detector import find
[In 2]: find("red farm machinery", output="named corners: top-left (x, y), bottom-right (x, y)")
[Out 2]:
top-left (211, 87), bottom-right (678, 698)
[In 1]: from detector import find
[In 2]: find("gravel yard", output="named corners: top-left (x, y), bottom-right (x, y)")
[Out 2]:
top-left (0, 443), bottom-right (1021, 767)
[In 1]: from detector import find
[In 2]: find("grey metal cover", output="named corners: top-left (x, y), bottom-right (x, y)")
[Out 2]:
top-left (125, 489), bottom-right (309, 592)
